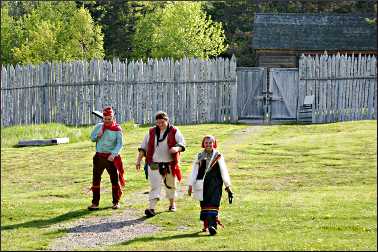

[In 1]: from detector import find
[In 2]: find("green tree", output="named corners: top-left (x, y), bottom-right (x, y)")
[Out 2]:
top-left (76, 0), bottom-right (166, 60)
top-left (1, 3), bottom-right (17, 65)
top-left (6, 2), bottom-right (104, 65)
top-left (63, 7), bottom-right (104, 60)
top-left (204, 1), bottom-right (258, 66)
top-left (132, 2), bottom-right (227, 60)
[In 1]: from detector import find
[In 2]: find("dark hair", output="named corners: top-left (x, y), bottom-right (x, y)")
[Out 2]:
top-left (155, 111), bottom-right (169, 121)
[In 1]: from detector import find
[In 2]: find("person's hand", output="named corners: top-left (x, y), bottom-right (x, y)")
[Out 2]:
top-left (135, 161), bottom-right (141, 171)
top-left (107, 155), bottom-right (115, 162)
top-left (225, 186), bottom-right (233, 204)
top-left (97, 128), bottom-right (104, 138)
top-left (169, 146), bottom-right (181, 154)
top-left (188, 185), bottom-right (193, 196)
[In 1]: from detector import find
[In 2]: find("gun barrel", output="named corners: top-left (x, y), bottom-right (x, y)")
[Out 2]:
top-left (92, 110), bottom-right (103, 119)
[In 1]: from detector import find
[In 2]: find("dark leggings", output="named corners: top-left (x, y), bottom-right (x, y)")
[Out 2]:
top-left (200, 208), bottom-right (219, 229)
top-left (92, 155), bottom-right (122, 205)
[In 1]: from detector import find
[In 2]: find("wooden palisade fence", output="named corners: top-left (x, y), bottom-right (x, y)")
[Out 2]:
top-left (299, 52), bottom-right (377, 123)
top-left (1, 57), bottom-right (237, 127)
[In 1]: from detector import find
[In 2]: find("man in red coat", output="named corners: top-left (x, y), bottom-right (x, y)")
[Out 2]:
top-left (136, 111), bottom-right (186, 217)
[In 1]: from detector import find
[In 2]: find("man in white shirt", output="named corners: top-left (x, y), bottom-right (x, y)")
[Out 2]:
top-left (136, 111), bottom-right (186, 217)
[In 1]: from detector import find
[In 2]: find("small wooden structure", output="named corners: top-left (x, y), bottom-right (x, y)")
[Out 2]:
top-left (252, 13), bottom-right (377, 68)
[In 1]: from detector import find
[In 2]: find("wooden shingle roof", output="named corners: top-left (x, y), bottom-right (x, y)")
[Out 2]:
top-left (252, 13), bottom-right (377, 51)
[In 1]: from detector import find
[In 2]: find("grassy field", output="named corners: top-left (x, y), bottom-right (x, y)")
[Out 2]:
top-left (1, 120), bottom-right (377, 250)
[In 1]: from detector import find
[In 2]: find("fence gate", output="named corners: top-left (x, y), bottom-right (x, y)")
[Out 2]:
top-left (237, 67), bottom-right (298, 122)
top-left (237, 67), bottom-right (267, 120)
top-left (237, 55), bottom-right (376, 124)
top-left (268, 68), bottom-right (299, 121)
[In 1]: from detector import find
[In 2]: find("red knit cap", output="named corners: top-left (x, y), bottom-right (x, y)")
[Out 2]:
top-left (201, 135), bottom-right (217, 149)
top-left (102, 106), bottom-right (114, 117)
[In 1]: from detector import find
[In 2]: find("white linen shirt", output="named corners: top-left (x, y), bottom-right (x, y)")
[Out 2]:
top-left (140, 127), bottom-right (185, 163)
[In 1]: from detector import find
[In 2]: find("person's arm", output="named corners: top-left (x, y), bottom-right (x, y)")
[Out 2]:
top-left (135, 151), bottom-right (144, 171)
top-left (188, 155), bottom-right (200, 195)
top-left (219, 156), bottom-right (231, 188)
top-left (188, 156), bottom-right (200, 186)
top-left (219, 156), bottom-right (233, 203)
top-left (111, 131), bottom-right (123, 156)
top-left (136, 133), bottom-right (149, 171)
top-left (170, 128), bottom-right (186, 153)
top-left (90, 124), bottom-right (102, 142)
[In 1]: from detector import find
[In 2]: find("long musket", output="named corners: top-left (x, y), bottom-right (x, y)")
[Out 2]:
top-left (92, 110), bottom-right (103, 119)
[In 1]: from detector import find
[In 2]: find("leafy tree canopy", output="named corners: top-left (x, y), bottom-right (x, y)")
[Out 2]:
top-left (1, 3), bottom-right (16, 65)
top-left (76, 0), bottom-right (166, 61)
top-left (1, 1), bottom-right (104, 65)
top-left (132, 2), bottom-right (227, 60)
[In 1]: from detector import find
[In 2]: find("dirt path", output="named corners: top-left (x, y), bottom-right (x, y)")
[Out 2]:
top-left (48, 125), bottom-right (262, 250)
top-left (49, 209), bottom-right (159, 250)
top-left (222, 125), bottom-right (263, 147)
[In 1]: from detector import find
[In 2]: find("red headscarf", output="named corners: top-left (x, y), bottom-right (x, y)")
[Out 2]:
top-left (102, 106), bottom-right (122, 132)
top-left (103, 106), bottom-right (114, 117)
top-left (201, 135), bottom-right (217, 149)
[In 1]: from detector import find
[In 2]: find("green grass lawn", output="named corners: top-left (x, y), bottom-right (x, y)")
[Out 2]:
top-left (1, 120), bottom-right (377, 250)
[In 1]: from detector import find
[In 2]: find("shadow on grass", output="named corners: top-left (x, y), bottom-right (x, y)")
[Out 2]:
top-left (1, 209), bottom-right (93, 231)
top-left (120, 231), bottom-right (205, 245)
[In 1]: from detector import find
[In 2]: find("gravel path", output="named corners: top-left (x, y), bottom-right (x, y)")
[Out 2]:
top-left (48, 187), bottom-right (187, 250)
top-left (49, 209), bottom-right (159, 250)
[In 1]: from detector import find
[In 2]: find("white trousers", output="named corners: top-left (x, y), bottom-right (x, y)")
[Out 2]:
top-left (148, 165), bottom-right (177, 209)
